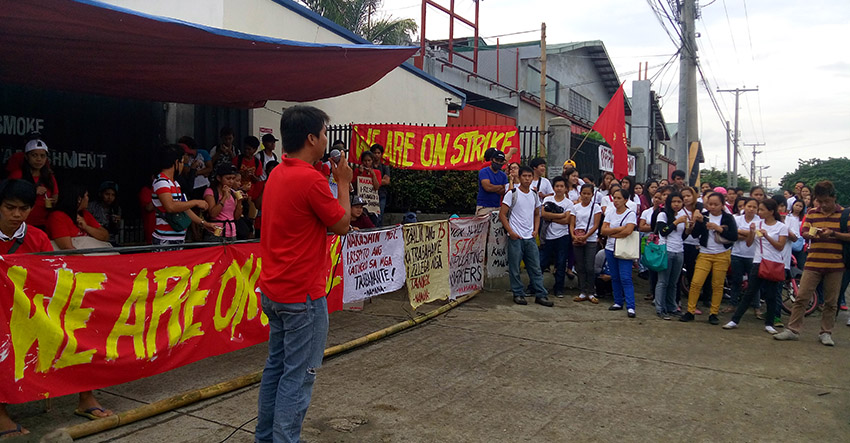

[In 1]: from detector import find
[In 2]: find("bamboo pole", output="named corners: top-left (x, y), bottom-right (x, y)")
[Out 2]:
top-left (56, 291), bottom-right (480, 441)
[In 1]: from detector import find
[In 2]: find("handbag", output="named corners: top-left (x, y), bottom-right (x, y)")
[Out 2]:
top-left (757, 222), bottom-right (785, 282)
top-left (641, 231), bottom-right (668, 272)
top-left (573, 203), bottom-right (595, 246)
top-left (613, 210), bottom-right (640, 260)
top-left (163, 211), bottom-right (193, 231)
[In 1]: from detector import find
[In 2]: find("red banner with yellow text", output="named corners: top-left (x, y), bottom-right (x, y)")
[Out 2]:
top-left (350, 124), bottom-right (520, 170)
top-left (0, 241), bottom-right (343, 404)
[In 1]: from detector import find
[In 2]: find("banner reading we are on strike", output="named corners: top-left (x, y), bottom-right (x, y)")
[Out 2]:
top-left (350, 124), bottom-right (520, 170)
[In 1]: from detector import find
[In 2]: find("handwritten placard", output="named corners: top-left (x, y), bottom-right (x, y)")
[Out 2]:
top-left (486, 211), bottom-right (509, 278)
top-left (449, 216), bottom-right (489, 298)
top-left (342, 226), bottom-right (405, 303)
top-left (403, 221), bottom-right (450, 309)
top-left (357, 176), bottom-right (381, 214)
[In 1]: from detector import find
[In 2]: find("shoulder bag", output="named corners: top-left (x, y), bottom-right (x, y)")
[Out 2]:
top-left (641, 218), bottom-right (668, 272)
top-left (757, 221), bottom-right (786, 282)
top-left (614, 210), bottom-right (640, 260)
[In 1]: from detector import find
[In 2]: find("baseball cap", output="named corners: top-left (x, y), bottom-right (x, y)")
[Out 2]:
top-left (351, 195), bottom-right (367, 206)
top-left (492, 151), bottom-right (507, 162)
top-left (25, 139), bottom-right (48, 153)
top-left (563, 159), bottom-right (576, 168)
top-left (261, 133), bottom-right (278, 143)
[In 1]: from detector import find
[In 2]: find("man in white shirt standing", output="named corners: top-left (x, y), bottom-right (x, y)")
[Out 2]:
top-left (500, 165), bottom-right (554, 307)
top-left (529, 157), bottom-right (554, 200)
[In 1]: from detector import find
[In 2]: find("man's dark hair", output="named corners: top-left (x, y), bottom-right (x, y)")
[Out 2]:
top-left (219, 127), bottom-right (234, 138)
top-left (813, 180), bottom-right (836, 198)
top-left (370, 144), bottom-right (384, 154)
top-left (519, 165), bottom-right (534, 176)
top-left (332, 140), bottom-right (346, 148)
top-left (243, 136), bottom-right (260, 149)
top-left (529, 157), bottom-right (546, 169)
top-left (265, 160), bottom-right (279, 175)
top-left (552, 176), bottom-right (567, 187)
top-left (671, 170), bottom-right (686, 180)
top-left (0, 179), bottom-right (37, 207)
top-left (280, 106), bottom-right (330, 154)
top-left (155, 144), bottom-right (185, 172)
top-left (177, 136), bottom-right (197, 150)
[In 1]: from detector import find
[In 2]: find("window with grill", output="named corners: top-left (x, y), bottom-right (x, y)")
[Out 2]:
top-left (569, 90), bottom-right (591, 120)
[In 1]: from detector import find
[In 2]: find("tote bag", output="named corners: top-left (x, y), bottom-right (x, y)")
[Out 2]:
top-left (641, 237), bottom-right (668, 271)
top-left (613, 210), bottom-right (640, 260)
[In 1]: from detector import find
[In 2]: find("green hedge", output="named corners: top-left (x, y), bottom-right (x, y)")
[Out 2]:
top-left (386, 169), bottom-right (479, 214)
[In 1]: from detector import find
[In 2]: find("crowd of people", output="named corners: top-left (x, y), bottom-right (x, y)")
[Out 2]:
top-left (480, 154), bottom-right (849, 346)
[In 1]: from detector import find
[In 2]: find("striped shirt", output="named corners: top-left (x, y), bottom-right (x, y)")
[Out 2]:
top-left (152, 173), bottom-right (187, 242)
top-left (802, 205), bottom-right (844, 273)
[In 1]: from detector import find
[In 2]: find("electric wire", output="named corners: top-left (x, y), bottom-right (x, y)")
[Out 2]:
top-left (720, 0), bottom-right (742, 66)
top-left (741, 0), bottom-right (756, 61)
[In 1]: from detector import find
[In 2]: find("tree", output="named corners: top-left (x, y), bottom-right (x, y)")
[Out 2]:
top-left (699, 167), bottom-right (751, 190)
top-left (780, 157), bottom-right (850, 205)
top-left (301, 0), bottom-right (418, 45)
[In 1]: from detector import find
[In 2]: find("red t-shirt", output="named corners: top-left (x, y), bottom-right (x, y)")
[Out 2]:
top-left (46, 210), bottom-right (101, 240)
top-left (353, 167), bottom-right (382, 190)
top-left (7, 169), bottom-right (59, 228)
top-left (259, 158), bottom-right (345, 303)
top-left (0, 226), bottom-right (53, 254)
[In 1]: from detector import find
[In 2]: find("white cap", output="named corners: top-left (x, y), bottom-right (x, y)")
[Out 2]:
top-left (25, 139), bottom-right (48, 153)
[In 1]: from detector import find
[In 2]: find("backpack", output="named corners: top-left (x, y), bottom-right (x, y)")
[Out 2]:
top-left (839, 207), bottom-right (850, 269)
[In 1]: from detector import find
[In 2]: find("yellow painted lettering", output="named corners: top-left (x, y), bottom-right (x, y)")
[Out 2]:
top-left (450, 132), bottom-right (474, 164)
top-left (420, 134), bottom-right (435, 167)
top-left (146, 266), bottom-right (190, 358)
top-left (490, 131), bottom-right (506, 150)
top-left (401, 132), bottom-right (415, 167)
top-left (106, 270), bottom-right (149, 361)
top-left (434, 133), bottom-right (450, 166)
top-left (244, 256), bottom-right (262, 322)
top-left (500, 130), bottom-right (517, 155)
top-left (180, 263), bottom-right (212, 343)
top-left (54, 273), bottom-right (104, 369)
top-left (9, 267), bottom-right (71, 380)
top-left (214, 261), bottom-right (243, 332)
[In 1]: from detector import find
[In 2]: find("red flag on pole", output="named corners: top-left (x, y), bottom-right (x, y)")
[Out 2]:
top-left (591, 83), bottom-right (628, 180)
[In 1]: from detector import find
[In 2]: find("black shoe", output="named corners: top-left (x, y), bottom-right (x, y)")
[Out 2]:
top-left (535, 297), bottom-right (554, 307)
top-left (679, 312), bottom-right (694, 322)
top-left (513, 296), bottom-right (527, 305)
top-left (608, 304), bottom-right (623, 311)
top-left (708, 314), bottom-right (719, 325)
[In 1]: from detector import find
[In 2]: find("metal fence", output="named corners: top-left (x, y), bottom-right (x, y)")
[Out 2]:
top-left (570, 133), bottom-right (603, 178)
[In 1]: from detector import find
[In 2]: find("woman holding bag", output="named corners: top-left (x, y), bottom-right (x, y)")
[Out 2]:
top-left (600, 189), bottom-right (638, 318)
top-left (723, 199), bottom-right (788, 333)
top-left (654, 192), bottom-right (687, 319)
top-left (571, 184), bottom-right (603, 303)
top-left (680, 192), bottom-right (738, 324)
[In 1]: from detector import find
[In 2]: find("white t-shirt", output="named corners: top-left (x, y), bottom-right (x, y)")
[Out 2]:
top-left (531, 176), bottom-right (554, 198)
top-left (542, 196), bottom-right (574, 240)
top-left (594, 189), bottom-right (608, 206)
top-left (568, 188), bottom-right (581, 203)
top-left (503, 188), bottom-right (541, 239)
top-left (702, 213), bottom-right (729, 254)
top-left (754, 220), bottom-right (788, 265)
top-left (683, 208), bottom-right (700, 246)
top-left (731, 214), bottom-right (761, 259)
top-left (640, 207), bottom-right (656, 231)
top-left (632, 195), bottom-right (642, 209)
top-left (573, 201), bottom-right (602, 242)
top-left (504, 182), bottom-right (519, 193)
top-left (255, 150), bottom-right (278, 181)
top-left (604, 206), bottom-right (637, 251)
top-left (657, 210), bottom-right (686, 254)
top-left (783, 215), bottom-right (801, 269)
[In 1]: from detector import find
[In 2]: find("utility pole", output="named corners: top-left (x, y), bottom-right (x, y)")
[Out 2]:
top-left (757, 166), bottom-right (770, 187)
top-left (717, 87), bottom-right (758, 187)
top-left (538, 22), bottom-right (547, 159)
top-left (725, 120), bottom-right (731, 187)
top-left (744, 142), bottom-right (765, 185)
top-left (677, 0), bottom-right (698, 183)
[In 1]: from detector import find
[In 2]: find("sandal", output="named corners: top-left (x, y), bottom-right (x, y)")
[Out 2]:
top-left (754, 308), bottom-right (764, 320)
top-left (0, 423), bottom-right (28, 438)
top-left (74, 407), bottom-right (113, 421)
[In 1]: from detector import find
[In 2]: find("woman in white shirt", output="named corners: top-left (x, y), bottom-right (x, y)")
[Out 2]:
top-left (563, 167), bottom-right (582, 203)
top-left (787, 199), bottom-right (807, 269)
top-left (654, 192), bottom-right (687, 319)
top-left (724, 198), bottom-right (760, 314)
top-left (540, 177), bottom-right (574, 298)
top-left (638, 190), bottom-right (664, 301)
top-left (723, 199), bottom-right (788, 333)
top-left (600, 189), bottom-right (638, 317)
top-left (571, 184), bottom-right (603, 303)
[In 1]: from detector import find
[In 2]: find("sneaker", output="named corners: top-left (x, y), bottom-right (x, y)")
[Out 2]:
top-left (627, 308), bottom-right (636, 318)
top-left (773, 329), bottom-right (799, 341)
top-left (764, 325), bottom-right (779, 335)
top-left (679, 312), bottom-right (695, 322)
top-left (589, 295), bottom-right (599, 304)
top-left (513, 296), bottom-right (528, 305)
top-left (722, 321), bottom-right (738, 329)
top-left (840, 305), bottom-right (848, 311)
top-left (553, 291), bottom-right (564, 299)
top-left (708, 314), bottom-right (719, 325)
top-left (608, 304), bottom-right (623, 311)
top-left (574, 294), bottom-right (588, 302)
top-left (662, 312), bottom-right (672, 320)
top-left (819, 333), bottom-right (835, 346)
top-left (774, 318), bottom-right (784, 328)
top-left (535, 297), bottom-right (554, 307)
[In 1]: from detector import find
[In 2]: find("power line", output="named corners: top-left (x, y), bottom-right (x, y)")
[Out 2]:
top-left (720, 0), bottom-right (742, 66)
top-left (741, 0), bottom-right (756, 61)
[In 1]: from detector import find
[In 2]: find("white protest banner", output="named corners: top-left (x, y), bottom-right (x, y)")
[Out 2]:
top-left (449, 216), bottom-right (489, 299)
top-left (598, 145), bottom-right (636, 176)
top-left (342, 226), bottom-right (405, 303)
top-left (403, 221), bottom-right (450, 309)
top-left (486, 211), bottom-right (509, 278)
top-left (356, 176), bottom-right (381, 214)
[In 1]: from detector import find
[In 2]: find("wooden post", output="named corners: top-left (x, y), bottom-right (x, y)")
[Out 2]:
top-left (538, 22), bottom-right (547, 159)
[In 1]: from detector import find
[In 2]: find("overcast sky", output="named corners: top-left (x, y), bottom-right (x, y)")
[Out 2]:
top-left (379, 0), bottom-right (850, 188)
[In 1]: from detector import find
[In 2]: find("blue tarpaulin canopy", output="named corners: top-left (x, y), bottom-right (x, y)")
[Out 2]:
top-left (0, 0), bottom-right (419, 108)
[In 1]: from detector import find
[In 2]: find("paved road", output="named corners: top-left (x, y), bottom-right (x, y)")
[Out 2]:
top-left (15, 278), bottom-right (850, 442)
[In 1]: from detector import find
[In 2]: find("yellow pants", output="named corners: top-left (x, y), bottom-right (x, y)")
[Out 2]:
top-left (687, 249), bottom-right (731, 315)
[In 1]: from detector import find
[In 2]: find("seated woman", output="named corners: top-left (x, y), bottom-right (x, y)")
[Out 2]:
top-left (47, 184), bottom-right (110, 250)
top-left (0, 180), bottom-right (112, 438)
top-left (87, 181), bottom-right (122, 245)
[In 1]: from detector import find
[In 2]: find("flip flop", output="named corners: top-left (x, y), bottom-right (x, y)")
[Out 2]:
top-left (0, 423), bottom-right (27, 438)
top-left (74, 407), bottom-right (112, 420)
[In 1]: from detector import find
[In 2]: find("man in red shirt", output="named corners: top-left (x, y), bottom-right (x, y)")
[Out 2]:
top-left (256, 106), bottom-right (352, 443)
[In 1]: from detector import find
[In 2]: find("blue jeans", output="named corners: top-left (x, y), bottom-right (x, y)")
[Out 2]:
top-left (655, 251), bottom-right (684, 314)
top-left (539, 235), bottom-right (570, 293)
top-left (606, 249), bottom-right (636, 310)
top-left (728, 255), bottom-right (756, 307)
top-left (256, 295), bottom-right (329, 443)
top-left (508, 237), bottom-right (546, 298)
